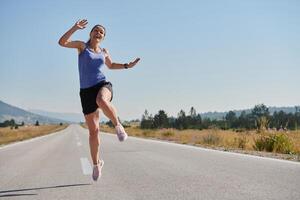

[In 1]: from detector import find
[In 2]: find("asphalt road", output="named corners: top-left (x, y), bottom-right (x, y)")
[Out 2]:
top-left (0, 124), bottom-right (299, 200)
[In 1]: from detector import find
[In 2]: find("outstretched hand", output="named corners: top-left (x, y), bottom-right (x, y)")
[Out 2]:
top-left (128, 58), bottom-right (141, 68)
top-left (74, 19), bottom-right (88, 30)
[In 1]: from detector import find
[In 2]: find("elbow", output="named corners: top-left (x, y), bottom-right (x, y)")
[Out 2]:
top-left (58, 41), bottom-right (63, 47)
top-left (58, 38), bottom-right (65, 47)
top-left (107, 65), bottom-right (113, 69)
top-left (107, 62), bottom-right (114, 69)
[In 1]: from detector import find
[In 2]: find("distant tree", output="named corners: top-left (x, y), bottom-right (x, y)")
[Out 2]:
top-left (187, 107), bottom-right (199, 128)
top-left (252, 104), bottom-right (270, 118)
top-left (35, 120), bottom-right (40, 126)
top-left (106, 118), bottom-right (122, 127)
top-left (286, 113), bottom-right (295, 130)
top-left (153, 110), bottom-right (169, 129)
top-left (10, 119), bottom-right (16, 126)
top-left (139, 104), bottom-right (299, 131)
top-left (130, 119), bottom-right (140, 123)
top-left (225, 111), bottom-right (236, 122)
top-left (106, 120), bottom-right (113, 127)
top-left (201, 118), bottom-right (211, 129)
top-left (225, 111), bottom-right (237, 129)
top-left (142, 109), bottom-right (149, 120)
top-left (175, 110), bottom-right (188, 130)
top-left (237, 111), bottom-right (247, 129)
top-left (1, 119), bottom-right (16, 128)
top-left (59, 122), bottom-right (63, 126)
top-left (140, 109), bottom-right (154, 129)
top-left (295, 106), bottom-right (300, 130)
top-left (270, 111), bottom-right (289, 130)
top-left (189, 107), bottom-right (197, 118)
top-left (195, 114), bottom-right (202, 129)
top-left (21, 121), bottom-right (25, 126)
top-left (168, 117), bottom-right (176, 128)
top-left (251, 104), bottom-right (270, 130)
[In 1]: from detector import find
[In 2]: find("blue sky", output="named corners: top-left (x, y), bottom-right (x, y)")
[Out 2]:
top-left (0, 0), bottom-right (299, 120)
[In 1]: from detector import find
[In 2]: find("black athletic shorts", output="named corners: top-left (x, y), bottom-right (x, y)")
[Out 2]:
top-left (79, 81), bottom-right (113, 115)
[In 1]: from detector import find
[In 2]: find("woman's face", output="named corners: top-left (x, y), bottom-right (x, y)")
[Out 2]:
top-left (90, 26), bottom-right (106, 42)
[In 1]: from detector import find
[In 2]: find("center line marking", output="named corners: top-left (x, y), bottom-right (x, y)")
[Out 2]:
top-left (80, 157), bottom-right (92, 175)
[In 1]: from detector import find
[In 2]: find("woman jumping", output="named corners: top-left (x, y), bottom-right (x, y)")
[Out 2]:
top-left (58, 19), bottom-right (140, 181)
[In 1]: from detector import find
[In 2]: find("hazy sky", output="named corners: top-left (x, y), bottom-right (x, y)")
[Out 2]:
top-left (0, 0), bottom-right (299, 120)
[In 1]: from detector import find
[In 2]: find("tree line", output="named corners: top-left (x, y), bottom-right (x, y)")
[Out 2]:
top-left (0, 120), bottom-right (65, 129)
top-left (140, 104), bottom-right (300, 131)
top-left (0, 119), bottom-right (26, 129)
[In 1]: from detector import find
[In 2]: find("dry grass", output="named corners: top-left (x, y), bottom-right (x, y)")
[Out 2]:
top-left (286, 131), bottom-right (300, 153)
top-left (98, 125), bottom-right (300, 155)
top-left (0, 124), bottom-right (68, 145)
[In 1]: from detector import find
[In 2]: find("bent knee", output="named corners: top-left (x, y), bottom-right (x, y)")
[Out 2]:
top-left (96, 97), bottom-right (109, 108)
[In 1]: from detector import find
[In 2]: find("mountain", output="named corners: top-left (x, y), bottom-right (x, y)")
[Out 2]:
top-left (28, 109), bottom-right (84, 123)
top-left (200, 106), bottom-right (299, 120)
top-left (0, 100), bottom-right (68, 124)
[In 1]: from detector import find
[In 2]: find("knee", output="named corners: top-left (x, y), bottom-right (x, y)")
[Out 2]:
top-left (96, 97), bottom-right (108, 108)
top-left (89, 127), bottom-right (99, 138)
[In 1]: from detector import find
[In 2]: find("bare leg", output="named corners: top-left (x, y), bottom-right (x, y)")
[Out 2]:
top-left (84, 109), bottom-right (100, 165)
top-left (96, 87), bottom-right (119, 126)
top-left (96, 87), bottom-right (128, 142)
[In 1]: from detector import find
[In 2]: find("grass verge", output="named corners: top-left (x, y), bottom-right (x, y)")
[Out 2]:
top-left (0, 124), bottom-right (68, 146)
top-left (97, 124), bottom-right (300, 162)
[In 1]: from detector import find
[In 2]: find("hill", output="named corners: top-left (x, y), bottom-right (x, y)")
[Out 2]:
top-left (29, 109), bottom-right (84, 123)
top-left (0, 100), bottom-right (68, 124)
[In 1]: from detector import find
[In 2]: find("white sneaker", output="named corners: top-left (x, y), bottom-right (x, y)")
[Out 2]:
top-left (92, 160), bottom-right (104, 181)
top-left (115, 124), bottom-right (128, 142)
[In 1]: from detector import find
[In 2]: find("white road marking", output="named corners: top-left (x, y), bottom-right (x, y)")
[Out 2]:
top-left (80, 157), bottom-right (92, 175)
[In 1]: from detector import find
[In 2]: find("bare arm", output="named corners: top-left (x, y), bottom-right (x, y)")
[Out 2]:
top-left (103, 48), bottom-right (140, 70)
top-left (58, 19), bottom-right (88, 52)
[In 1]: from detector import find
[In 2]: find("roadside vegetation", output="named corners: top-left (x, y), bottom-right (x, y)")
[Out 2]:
top-left (98, 104), bottom-right (300, 161)
top-left (0, 123), bottom-right (68, 145)
top-left (101, 125), bottom-right (298, 151)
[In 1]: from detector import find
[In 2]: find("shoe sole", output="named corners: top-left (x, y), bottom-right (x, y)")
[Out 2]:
top-left (118, 134), bottom-right (128, 142)
top-left (93, 160), bottom-right (104, 181)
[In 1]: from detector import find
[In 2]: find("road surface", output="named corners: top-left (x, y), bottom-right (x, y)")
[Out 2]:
top-left (0, 124), bottom-right (299, 199)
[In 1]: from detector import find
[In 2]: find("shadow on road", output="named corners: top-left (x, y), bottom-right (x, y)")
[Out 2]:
top-left (0, 193), bottom-right (37, 198)
top-left (0, 183), bottom-right (91, 198)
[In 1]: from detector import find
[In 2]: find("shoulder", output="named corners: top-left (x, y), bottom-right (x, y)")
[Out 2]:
top-left (102, 48), bottom-right (110, 58)
top-left (76, 41), bottom-right (87, 54)
top-left (79, 41), bottom-right (87, 51)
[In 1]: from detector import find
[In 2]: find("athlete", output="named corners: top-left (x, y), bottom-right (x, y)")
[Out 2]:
top-left (58, 19), bottom-right (140, 181)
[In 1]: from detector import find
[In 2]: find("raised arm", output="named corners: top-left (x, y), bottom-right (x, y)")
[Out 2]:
top-left (58, 19), bottom-right (87, 52)
top-left (103, 48), bottom-right (140, 70)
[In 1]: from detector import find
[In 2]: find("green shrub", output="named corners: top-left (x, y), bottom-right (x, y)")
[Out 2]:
top-left (254, 134), bottom-right (293, 154)
top-left (272, 134), bottom-right (294, 154)
top-left (254, 136), bottom-right (265, 151)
